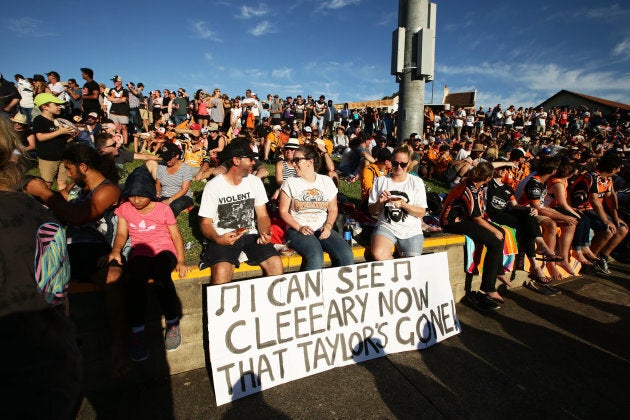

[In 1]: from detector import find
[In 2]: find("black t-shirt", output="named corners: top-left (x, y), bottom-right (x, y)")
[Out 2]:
top-left (114, 148), bottom-right (134, 165)
top-left (486, 179), bottom-right (515, 217)
top-left (109, 87), bottom-right (130, 116)
top-left (82, 80), bottom-right (101, 114)
top-left (32, 115), bottom-right (69, 160)
top-left (0, 77), bottom-right (21, 116)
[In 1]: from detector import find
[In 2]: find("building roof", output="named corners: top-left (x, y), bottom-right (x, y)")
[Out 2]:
top-left (444, 91), bottom-right (476, 108)
top-left (539, 90), bottom-right (630, 111)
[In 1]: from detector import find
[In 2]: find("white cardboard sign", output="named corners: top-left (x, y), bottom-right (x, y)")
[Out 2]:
top-left (206, 252), bottom-right (460, 405)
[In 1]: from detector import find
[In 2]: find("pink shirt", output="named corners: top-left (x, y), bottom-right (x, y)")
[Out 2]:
top-left (115, 201), bottom-right (177, 258)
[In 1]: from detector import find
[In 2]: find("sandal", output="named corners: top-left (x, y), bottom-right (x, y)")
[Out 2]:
top-left (528, 273), bottom-right (552, 284)
top-left (535, 254), bottom-right (564, 262)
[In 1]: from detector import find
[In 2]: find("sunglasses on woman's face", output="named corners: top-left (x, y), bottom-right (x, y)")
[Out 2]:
top-left (391, 161), bottom-right (408, 168)
top-left (291, 157), bottom-right (309, 164)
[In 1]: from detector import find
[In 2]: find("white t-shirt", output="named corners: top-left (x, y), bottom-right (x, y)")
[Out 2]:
top-left (280, 174), bottom-right (337, 230)
top-left (368, 174), bottom-right (427, 239)
top-left (504, 109), bottom-right (514, 124)
top-left (198, 173), bottom-right (268, 236)
top-left (455, 110), bottom-right (466, 127)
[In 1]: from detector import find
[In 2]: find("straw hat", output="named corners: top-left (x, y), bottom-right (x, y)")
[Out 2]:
top-left (10, 113), bottom-right (28, 125)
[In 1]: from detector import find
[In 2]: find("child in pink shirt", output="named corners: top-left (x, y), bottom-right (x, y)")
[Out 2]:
top-left (109, 167), bottom-right (188, 362)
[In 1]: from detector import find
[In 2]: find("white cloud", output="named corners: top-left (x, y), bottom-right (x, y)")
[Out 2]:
top-left (190, 21), bottom-right (221, 41)
top-left (584, 3), bottom-right (630, 19)
top-left (204, 52), bottom-right (213, 61)
top-left (320, 0), bottom-right (361, 10)
top-left (250, 20), bottom-right (274, 36)
top-left (6, 17), bottom-right (56, 37)
top-left (612, 38), bottom-right (630, 60)
top-left (437, 60), bottom-right (630, 106)
top-left (271, 67), bottom-right (293, 79)
top-left (238, 4), bottom-right (269, 19)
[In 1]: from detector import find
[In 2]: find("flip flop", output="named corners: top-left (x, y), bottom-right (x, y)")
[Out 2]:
top-left (535, 254), bottom-right (564, 262)
top-left (528, 273), bottom-right (553, 284)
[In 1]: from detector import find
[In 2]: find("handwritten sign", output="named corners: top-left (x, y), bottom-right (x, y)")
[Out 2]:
top-left (206, 253), bottom-right (460, 405)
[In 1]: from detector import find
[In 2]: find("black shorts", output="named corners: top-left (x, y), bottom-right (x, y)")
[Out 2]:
top-left (202, 234), bottom-right (278, 268)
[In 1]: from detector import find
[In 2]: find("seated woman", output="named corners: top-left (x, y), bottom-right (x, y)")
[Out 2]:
top-left (440, 161), bottom-right (507, 310)
top-left (271, 138), bottom-right (300, 200)
top-left (368, 146), bottom-right (427, 260)
top-left (486, 159), bottom-right (560, 284)
top-left (279, 144), bottom-right (354, 271)
top-left (515, 157), bottom-right (577, 280)
top-left (147, 143), bottom-right (193, 216)
top-left (545, 159), bottom-right (597, 267)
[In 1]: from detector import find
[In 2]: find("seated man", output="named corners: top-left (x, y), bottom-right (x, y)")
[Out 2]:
top-left (570, 152), bottom-right (628, 274)
top-left (198, 140), bottom-right (283, 284)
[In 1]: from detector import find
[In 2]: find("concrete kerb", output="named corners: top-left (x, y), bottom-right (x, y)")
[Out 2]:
top-left (70, 233), bottom-right (538, 383)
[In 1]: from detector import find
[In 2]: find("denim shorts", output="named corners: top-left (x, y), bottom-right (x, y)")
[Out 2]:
top-left (373, 225), bottom-right (424, 257)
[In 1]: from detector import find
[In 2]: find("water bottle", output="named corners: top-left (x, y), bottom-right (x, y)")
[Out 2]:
top-left (343, 217), bottom-right (353, 246)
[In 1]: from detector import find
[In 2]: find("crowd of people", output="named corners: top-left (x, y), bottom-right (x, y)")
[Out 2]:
top-left (1, 67), bottom-right (630, 416)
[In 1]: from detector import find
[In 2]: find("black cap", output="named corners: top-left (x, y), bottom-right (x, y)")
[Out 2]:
top-left (221, 139), bottom-right (256, 161)
top-left (158, 143), bottom-right (182, 161)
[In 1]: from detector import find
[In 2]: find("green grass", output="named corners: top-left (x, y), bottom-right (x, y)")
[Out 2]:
top-left (28, 154), bottom-right (449, 264)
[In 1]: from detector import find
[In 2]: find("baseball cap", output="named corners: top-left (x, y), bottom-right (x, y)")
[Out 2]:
top-left (303, 126), bottom-right (312, 133)
top-left (190, 122), bottom-right (202, 131)
top-left (111, 75), bottom-right (122, 82)
top-left (158, 143), bottom-right (182, 161)
top-left (34, 92), bottom-right (66, 108)
top-left (207, 122), bottom-right (219, 132)
top-left (510, 148), bottom-right (525, 160)
top-left (88, 112), bottom-right (99, 119)
top-left (222, 140), bottom-right (256, 160)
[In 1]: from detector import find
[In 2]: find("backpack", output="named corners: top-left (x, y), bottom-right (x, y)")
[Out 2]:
top-left (426, 192), bottom-right (443, 216)
top-left (34, 222), bottom-right (71, 305)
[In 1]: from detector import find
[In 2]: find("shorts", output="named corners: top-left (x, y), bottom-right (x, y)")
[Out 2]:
top-left (583, 209), bottom-right (612, 233)
top-left (202, 234), bottom-right (279, 268)
top-left (139, 109), bottom-right (149, 120)
top-left (110, 114), bottom-right (130, 125)
top-left (38, 158), bottom-right (68, 185)
top-left (373, 225), bottom-right (424, 257)
top-left (197, 114), bottom-right (210, 121)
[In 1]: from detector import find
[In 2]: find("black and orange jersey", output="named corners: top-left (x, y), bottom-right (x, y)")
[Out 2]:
top-left (439, 178), bottom-right (484, 228)
top-left (569, 171), bottom-right (613, 211)
top-left (486, 179), bottom-right (515, 218)
top-left (516, 175), bottom-right (546, 206)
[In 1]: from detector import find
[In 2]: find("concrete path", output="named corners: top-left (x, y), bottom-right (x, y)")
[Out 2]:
top-left (77, 263), bottom-right (630, 419)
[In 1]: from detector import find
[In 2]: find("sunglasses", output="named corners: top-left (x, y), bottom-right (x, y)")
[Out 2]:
top-left (103, 143), bottom-right (117, 148)
top-left (291, 157), bottom-right (309, 164)
top-left (391, 161), bottom-right (409, 168)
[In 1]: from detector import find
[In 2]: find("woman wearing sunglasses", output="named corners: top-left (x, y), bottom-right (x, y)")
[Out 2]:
top-left (278, 144), bottom-right (354, 271)
top-left (368, 146), bottom-right (428, 260)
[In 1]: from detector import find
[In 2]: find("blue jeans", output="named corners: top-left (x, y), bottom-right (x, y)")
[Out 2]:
top-left (285, 228), bottom-right (354, 271)
top-left (162, 195), bottom-right (193, 217)
top-left (20, 106), bottom-right (33, 124)
top-left (173, 114), bottom-right (188, 125)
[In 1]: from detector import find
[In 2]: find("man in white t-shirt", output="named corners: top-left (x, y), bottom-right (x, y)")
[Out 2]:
top-left (535, 106), bottom-right (547, 134)
top-left (198, 140), bottom-right (282, 284)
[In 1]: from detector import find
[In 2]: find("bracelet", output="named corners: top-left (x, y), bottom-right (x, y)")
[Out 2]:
top-left (324, 222), bottom-right (333, 229)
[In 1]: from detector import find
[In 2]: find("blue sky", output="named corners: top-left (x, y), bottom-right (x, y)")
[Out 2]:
top-left (3, 0), bottom-right (629, 108)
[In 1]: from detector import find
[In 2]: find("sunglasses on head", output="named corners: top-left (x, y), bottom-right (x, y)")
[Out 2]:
top-left (391, 161), bottom-right (408, 168)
